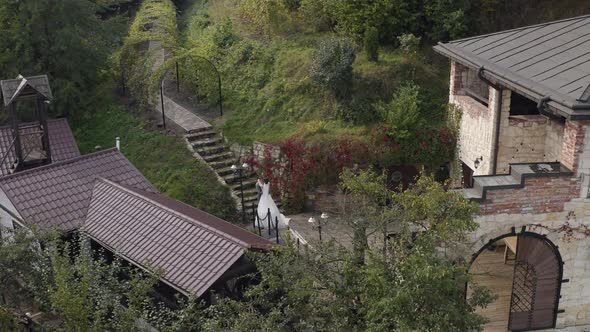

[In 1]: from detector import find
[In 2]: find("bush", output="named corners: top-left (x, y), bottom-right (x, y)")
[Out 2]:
top-left (375, 84), bottom-right (422, 141)
top-left (309, 37), bottom-right (356, 97)
top-left (282, 0), bottom-right (301, 11)
top-left (363, 26), bottom-right (379, 62)
top-left (398, 33), bottom-right (421, 57)
top-left (299, 0), bottom-right (333, 31)
top-left (212, 18), bottom-right (238, 49)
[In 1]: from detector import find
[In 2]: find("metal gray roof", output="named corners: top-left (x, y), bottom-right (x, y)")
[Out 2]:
top-left (0, 148), bottom-right (155, 231)
top-left (84, 179), bottom-right (272, 297)
top-left (0, 75), bottom-right (53, 106)
top-left (434, 15), bottom-right (590, 118)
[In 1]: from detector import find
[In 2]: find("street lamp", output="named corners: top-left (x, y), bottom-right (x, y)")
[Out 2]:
top-left (309, 212), bottom-right (328, 242)
top-left (232, 162), bottom-right (249, 224)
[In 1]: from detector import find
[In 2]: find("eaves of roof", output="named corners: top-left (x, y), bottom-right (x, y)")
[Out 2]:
top-left (434, 42), bottom-right (590, 120)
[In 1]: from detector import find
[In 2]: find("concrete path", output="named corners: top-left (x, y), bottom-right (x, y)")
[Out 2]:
top-left (148, 40), bottom-right (212, 134)
top-left (156, 94), bottom-right (212, 133)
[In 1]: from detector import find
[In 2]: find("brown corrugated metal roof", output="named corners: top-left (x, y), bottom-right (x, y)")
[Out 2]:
top-left (0, 118), bottom-right (81, 175)
top-left (0, 148), bottom-right (154, 231)
top-left (84, 179), bottom-right (272, 297)
top-left (434, 15), bottom-right (590, 118)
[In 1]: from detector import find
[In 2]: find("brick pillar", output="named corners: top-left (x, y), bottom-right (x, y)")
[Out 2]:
top-left (561, 120), bottom-right (586, 172)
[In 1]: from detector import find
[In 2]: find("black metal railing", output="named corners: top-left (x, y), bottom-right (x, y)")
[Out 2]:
top-left (252, 206), bottom-right (280, 244)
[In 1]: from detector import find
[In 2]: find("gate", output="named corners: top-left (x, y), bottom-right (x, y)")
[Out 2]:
top-left (508, 233), bottom-right (562, 331)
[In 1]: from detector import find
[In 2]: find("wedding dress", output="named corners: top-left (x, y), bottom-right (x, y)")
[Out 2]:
top-left (257, 183), bottom-right (288, 229)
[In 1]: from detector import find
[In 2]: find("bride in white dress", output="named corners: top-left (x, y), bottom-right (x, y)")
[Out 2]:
top-left (257, 179), bottom-right (288, 229)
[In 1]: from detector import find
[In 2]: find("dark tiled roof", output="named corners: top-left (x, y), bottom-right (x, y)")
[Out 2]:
top-left (0, 148), bottom-right (154, 231)
top-left (434, 15), bottom-right (590, 118)
top-left (0, 119), bottom-right (81, 176)
top-left (0, 75), bottom-right (52, 106)
top-left (46, 118), bottom-right (81, 162)
top-left (84, 179), bottom-right (272, 296)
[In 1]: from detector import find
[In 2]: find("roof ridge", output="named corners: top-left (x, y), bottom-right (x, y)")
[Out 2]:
top-left (449, 15), bottom-right (590, 44)
top-left (0, 148), bottom-right (120, 182)
top-left (95, 178), bottom-right (255, 248)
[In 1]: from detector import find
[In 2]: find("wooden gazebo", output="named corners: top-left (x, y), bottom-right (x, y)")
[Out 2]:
top-left (0, 75), bottom-right (53, 174)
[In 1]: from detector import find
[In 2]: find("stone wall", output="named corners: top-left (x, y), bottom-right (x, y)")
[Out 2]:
top-left (471, 201), bottom-right (590, 330)
top-left (450, 61), bottom-right (499, 176)
top-left (479, 176), bottom-right (581, 215)
top-left (545, 119), bottom-right (565, 162)
top-left (252, 141), bottom-right (281, 163)
top-left (496, 90), bottom-right (548, 173)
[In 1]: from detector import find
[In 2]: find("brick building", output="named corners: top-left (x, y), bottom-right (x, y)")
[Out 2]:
top-left (435, 16), bottom-right (590, 331)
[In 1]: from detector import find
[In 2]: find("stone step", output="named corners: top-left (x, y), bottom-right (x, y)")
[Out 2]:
top-left (223, 173), bottom-right (240, 184)
top-left (216, 166), bottom-right (236, 177)
top-left (235, 188), bottom-right (258, 198)
top-left (232, 178), bottom-right (257, 190)
top-left (202, 151), bottom-right (234, 162)
top-left (191, 137), bottom-right (224, 148)
top-left (463, 188), bottom-right (482, 200)
top-left (187, 125), bottom-right (214, 134)
top-left (475, 175), bottom-right (519, 188)
top-left (209, 158), bottom-right (234, 169)
top-left (185, 130), bottom-right (217, 142)
top-left (196, 145), bottom-right (228, 156)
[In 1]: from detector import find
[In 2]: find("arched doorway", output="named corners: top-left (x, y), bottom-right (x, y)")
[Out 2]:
top-left (467, 231), bottom-right (563, 331)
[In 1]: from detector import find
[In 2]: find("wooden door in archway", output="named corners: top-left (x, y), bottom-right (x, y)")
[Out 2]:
top-left (508, 233), bottom-right (562, 331)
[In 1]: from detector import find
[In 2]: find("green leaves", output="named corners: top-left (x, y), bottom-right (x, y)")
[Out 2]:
top-left (0, 0), bottom-right (124, 115)
top-left (376, 84), bottom-right (423, 141)
top-left (309, 37), bottom-right (356, 97)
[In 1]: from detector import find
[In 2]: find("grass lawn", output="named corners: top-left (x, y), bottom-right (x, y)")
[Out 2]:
top-left (71, 104), bottom-right (237, 221)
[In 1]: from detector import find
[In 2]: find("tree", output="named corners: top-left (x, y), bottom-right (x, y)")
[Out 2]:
top-left (43, 238), bottom-right (160, 331)
top-left (363, 27), bottom-right (379, 62)
top-left (0, 230), bottom-right (161, 331)
top-left (0, 0), bottom-right (124, 116)
top-left (376, 84), bottom-right (423, 141)
top-left (172, 171), bottom-right (492, 331)
top-left (0, 228), bottom-right (48, 311)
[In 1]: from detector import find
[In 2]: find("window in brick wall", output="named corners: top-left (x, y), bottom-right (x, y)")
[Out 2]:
top-left (509, 91), bottom-right (540, 116)
top-left (460, 68), bottom-right (489, 106)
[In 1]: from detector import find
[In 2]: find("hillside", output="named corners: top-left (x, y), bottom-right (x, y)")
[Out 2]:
top-left (177, 0), bottom-right (451, 145)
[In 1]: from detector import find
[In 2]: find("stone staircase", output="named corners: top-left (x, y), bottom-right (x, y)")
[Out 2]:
top-left (463, 162), bottom-right (572, 202)
top-left (184, 128), bottom-right (260, 221)
top-left (147, 40), bottom-right (261, 223)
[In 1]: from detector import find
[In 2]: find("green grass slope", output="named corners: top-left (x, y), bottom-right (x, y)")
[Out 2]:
top-left (72, 105), bottom-right (237, 221)
top-left (179, 0), bottom-right (449, 144)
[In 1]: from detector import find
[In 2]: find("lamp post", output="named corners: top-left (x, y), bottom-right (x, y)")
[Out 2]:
top-left (232, 162), bottom-right (249, 224)
top-left (309, 212), bottom-right (329, 242)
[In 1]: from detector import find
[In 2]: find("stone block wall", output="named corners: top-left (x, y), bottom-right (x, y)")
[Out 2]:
top-left (450, 61), bottom-right (499, 176)
top-left (545, 119), bottom-right (565, 162)
top-left (252, 141), bottom-right (281, 163)
top-left (471, 201), bottom-right (590, 330)
top-left (496, 90), bottom-right (551, 173)
top-left (480, 176), bottom-right (581, 215)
